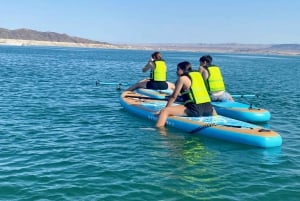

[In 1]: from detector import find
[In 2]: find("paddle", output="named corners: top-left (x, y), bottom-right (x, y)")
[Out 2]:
top-left (124, 95), bottom-right (185, 102)
top-left (125, 94), bottom-right (258, 101)
top-left (95, 80), bottom-right (129, 86)
top-left (125, 93), bottom-right (260, 101)
top-left (98, 80), bottom-right (259, 98)
top-left (231, 94), bottom-right (259, 98)
top-left (125, 95), bottom-right (169, 101)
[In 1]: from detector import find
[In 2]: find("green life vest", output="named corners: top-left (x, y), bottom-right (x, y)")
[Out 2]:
top-left (207, 65), bottom-right (226, 92)
top-left (182, 71), bottom-right (211, 104)
top-left (150, 60), bottom-right (167, 81)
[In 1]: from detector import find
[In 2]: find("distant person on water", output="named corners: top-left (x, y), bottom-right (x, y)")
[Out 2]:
top-left (156, 61), bottom-right (216, 128)
top-left (198, 55), bottom-right (234, 102)
top-left (125, 51), bottom-right (175, 91)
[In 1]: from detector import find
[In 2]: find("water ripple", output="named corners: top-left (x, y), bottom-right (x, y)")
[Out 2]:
top-left (0, 46), bottom-right (299, 200)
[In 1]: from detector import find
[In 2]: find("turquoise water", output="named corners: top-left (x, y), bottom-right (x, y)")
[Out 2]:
top-left (0, 46), bottom-right (299, 201)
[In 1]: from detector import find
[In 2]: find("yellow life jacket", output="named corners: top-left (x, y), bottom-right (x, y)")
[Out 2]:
top-left (182, 71), bottom-right (211, 104)
top-left (207, 65), bottom-right (226, 92)
top-left (150, 60), bottom-right (167, 81)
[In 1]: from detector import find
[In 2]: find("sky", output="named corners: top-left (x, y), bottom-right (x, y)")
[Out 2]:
top-left (0, 0), bottom-right (300, 44)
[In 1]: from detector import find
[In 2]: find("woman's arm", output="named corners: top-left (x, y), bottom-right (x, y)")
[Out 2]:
top-left (165, 77), bottom-right (183, 107)
top-left (199, 66), bottom-right (209, 80)
top-left (142, 61), bottom-right (154, 72)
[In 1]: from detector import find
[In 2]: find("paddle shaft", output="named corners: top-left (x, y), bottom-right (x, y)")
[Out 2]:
top-left (125, 95), bottom-right (168, 101)
top-left (96, 81), bottom-right (129, 86)
top-left (231, 94), bottom-right (258, 98)
top-left (124, 95), bottom-right (186, 102)
top-left (97, 80), bottom-right (258, 97)
top-left (97, 81), bottom-right (259, 98)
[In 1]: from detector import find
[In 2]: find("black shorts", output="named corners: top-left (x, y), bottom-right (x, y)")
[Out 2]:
top-left (185, 102), bottom-right (214, 117)
top-left (146, 81), bottom-right (168, 90)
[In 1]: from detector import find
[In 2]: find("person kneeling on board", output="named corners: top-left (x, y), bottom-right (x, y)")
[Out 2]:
top-left (156, 61), bottom-right (217, 128)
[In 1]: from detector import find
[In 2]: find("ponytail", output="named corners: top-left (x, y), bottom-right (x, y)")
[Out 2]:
top-left (177, 61), bottom-right (192, 73)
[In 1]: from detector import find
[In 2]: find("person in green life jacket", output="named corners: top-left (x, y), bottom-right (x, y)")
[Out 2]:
top-left (125, 51), bottom-right (175, 91)
top-left (156, 61), bottom-right (217, 128)
top-left (198, 55), bottom-right (234, 102)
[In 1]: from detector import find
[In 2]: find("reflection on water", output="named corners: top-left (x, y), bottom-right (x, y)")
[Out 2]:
top-left (157, 127), bottom-right (212, 165)
top-left (157, 126), bottom-right (168, 136)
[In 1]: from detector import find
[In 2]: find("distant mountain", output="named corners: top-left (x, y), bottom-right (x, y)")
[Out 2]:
top-left (132, 43), bottom-right (300, 55)
top-left (1, 28), bottom-right (299, 55)
top-left (0, 28), bottom-right (109, 45)
top-left (269, 44), bottom-right (300, 51)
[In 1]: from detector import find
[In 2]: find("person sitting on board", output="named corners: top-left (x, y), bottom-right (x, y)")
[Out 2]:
top-left (156, 61), bottom-right (217, 128)
top-left (125, 51), bottom-right (175, 91)
top-left (198, 55), bottom-right (234, 102)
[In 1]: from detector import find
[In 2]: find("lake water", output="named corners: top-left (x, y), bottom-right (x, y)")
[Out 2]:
top-left (0, 46), bottom-right (299, 200)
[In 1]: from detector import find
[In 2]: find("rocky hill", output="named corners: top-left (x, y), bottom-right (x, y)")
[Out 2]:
top-left (130, 43), bottom-right (300, 55)
top-left (268, 44), bottom-right (300, 51)
top-left (1, 28), bottom-right (299, 55)
top-left (0, 28), bottom-right (109, 44)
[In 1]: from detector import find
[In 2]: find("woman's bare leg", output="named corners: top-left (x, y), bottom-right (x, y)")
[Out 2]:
top-left (125, 80), bottom-right (148, 91)
top-left (156, 105), bottom-right (186, 127)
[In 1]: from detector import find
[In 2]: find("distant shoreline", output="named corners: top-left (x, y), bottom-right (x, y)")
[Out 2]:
top-left (0, 39), bottom-right (117, 49)
top-left (1, 39), bottom-right (300, 56)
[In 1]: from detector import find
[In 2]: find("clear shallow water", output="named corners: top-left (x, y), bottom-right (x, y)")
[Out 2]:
top-left (0, 46), bottom-right (299, 201)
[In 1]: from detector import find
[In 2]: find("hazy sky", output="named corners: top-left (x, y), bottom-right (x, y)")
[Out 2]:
top-left (1, 0), bottom-right (299, 44)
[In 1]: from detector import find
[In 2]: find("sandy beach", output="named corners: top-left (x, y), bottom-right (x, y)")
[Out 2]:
top-left (1, 39), bottom-right (299, 56)
top-left (0, 39), bottom-right (117, 49)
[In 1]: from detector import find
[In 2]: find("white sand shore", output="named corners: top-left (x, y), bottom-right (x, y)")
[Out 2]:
top-left (0, 39), bottom-right (118, 49)
top-left (0, 39), bottom-right (299, 56)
